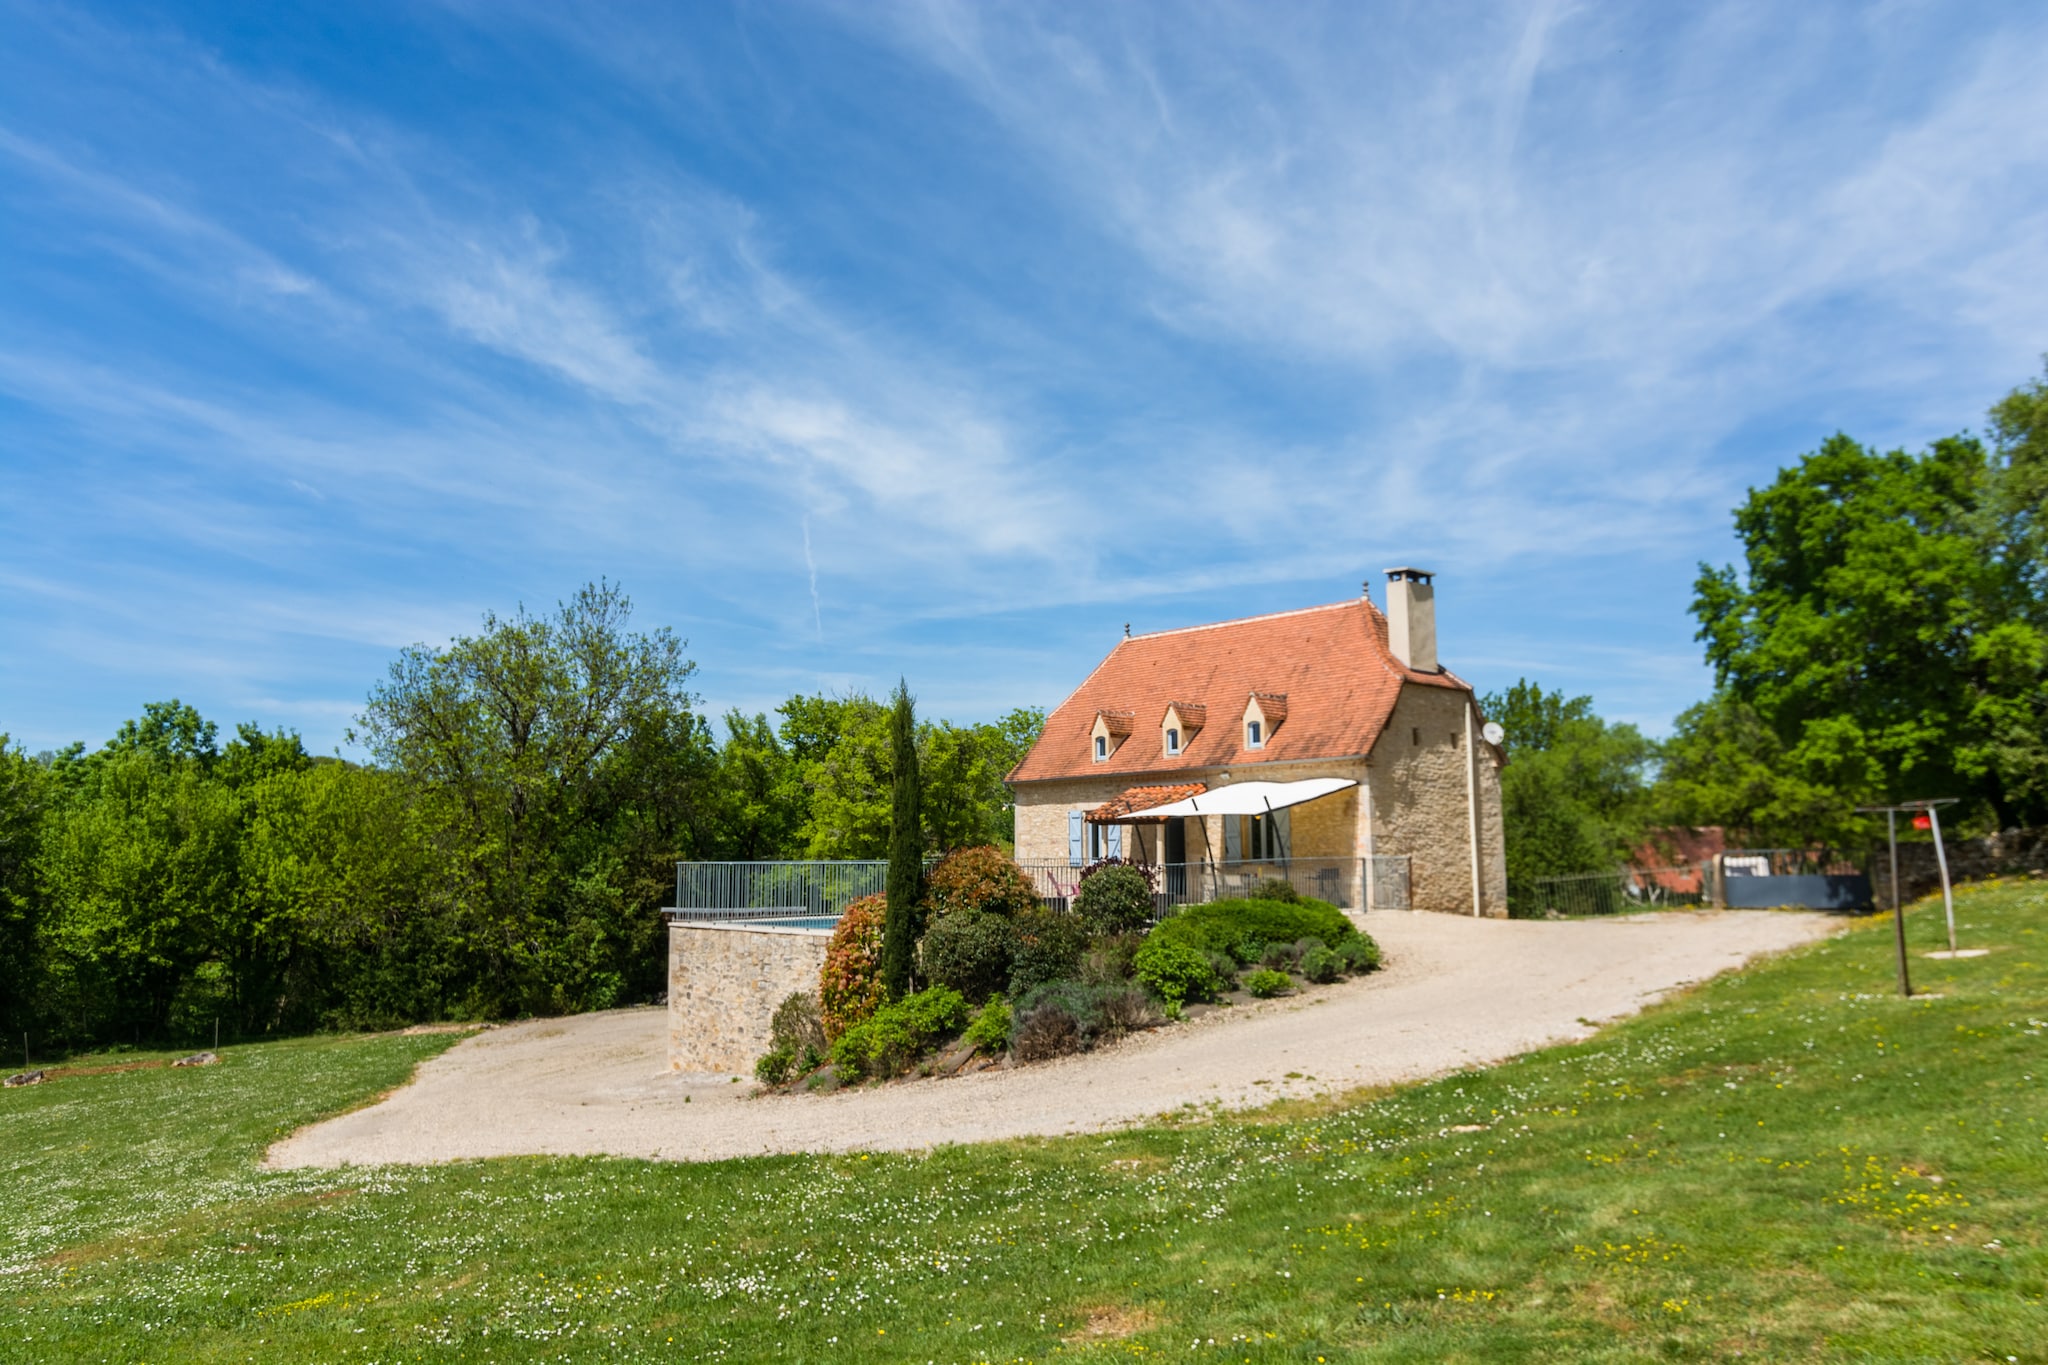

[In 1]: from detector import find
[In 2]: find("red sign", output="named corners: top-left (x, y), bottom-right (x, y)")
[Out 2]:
top-left (1912, 813), bottom-right (1932, 830)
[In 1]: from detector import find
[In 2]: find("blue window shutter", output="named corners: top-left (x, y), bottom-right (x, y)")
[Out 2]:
top-left (1068, 811), bottom-right (1084, 866)
top-left (1275, 809), bottom-right (1291, 858)
top-left (1106, 824), bottom-right (1123, 859)
top-left (1224, 814), bottom-right (1241, 862)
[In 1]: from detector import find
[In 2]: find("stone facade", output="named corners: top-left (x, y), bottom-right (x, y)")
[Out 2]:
top-left (666, 921), bottom-right (830, 1073)
top-left (1013, 682), bottom-right (1509, 917)
top-left (1362, 684), bottom-right (1507, 915)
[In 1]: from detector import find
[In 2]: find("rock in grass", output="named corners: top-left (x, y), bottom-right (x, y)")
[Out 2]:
top-left (4, 1069), bottom-right (45, 1087)
top-left (172, 1052), bottom-right (219, 1068)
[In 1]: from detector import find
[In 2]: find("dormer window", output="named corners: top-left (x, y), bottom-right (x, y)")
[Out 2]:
top-left (1091, 709), bottom-right (1133, 763)
top-left (1165, 727), bottom-right (1181, 755)
top-left (1242, 692), bottom-right (1286, 752)
top-left (1161, 702), bottom-right (1205, 758)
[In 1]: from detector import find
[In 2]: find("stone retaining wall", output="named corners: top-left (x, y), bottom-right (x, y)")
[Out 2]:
top-left (667, 921), bottom-right (831, 1074)
top-left (1871, 826), bottom-right (2048, 906)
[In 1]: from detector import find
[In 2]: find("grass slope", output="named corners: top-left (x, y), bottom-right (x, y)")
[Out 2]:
top-left (4, 885), bottom-right (2044, 1362)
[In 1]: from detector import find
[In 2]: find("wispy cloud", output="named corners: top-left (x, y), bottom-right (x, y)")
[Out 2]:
top-left (2, 1), bottom-right (2044, 749)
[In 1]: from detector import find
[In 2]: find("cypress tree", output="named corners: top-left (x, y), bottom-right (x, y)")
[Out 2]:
top-left (881, 680), bottom-right (923, 998)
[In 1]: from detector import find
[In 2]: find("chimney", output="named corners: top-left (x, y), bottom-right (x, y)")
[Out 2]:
top-left (1383, 567), bottom-right (1438, 672)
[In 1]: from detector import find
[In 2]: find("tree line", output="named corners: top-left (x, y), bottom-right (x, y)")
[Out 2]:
top-left (0, 582), bottom-right (1041, 1047)
top-left (4, 368), bottom-right (2041, 1043)
top-left (1489, 365), bottom-right (2048, 885)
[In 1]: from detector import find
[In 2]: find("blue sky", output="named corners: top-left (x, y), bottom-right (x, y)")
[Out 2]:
top-left (3, 1), bottom-right (2045, 756)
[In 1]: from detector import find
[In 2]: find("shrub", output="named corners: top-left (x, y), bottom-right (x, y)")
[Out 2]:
top-left (820, 894), bottom-right (889, 1041)
top-left (923, 845), bottom-right (1039, 920)
top-left (829, 985), bottom-right (970, 1080)
top-left (918, 909), bottom-right (1017, 1001)
top-left (770, 991), bottom-right (828, 1058)
top-left (1298, 945), bottom-right (1341, 984)
top-left (1079, 933), bottom-right (1143, 986)
top-left (1258, 939), bottom-right (1305, 971)
top-left (1094, 984), bottom-right (1162, 1036)
top-left (1244, 967), bottom-right (1294, 998)
top-left (1205, 950), bottom-right (1240, 994)
top-left (754, 1046), bottom-right (796, 1086)
top-left (1008, 906), bottom-right (1091, 995)
top-left (1251, 877), bottom-right (1302, 903)
top-left (1133, 936), bottom-right (1218, 1007)
top-left (1145, 896), bottom-right (1355, 965)
top-left (1074, 864), bottom-right (1155, 937)
top-left (1011, 999), bottom-right (1082, 1062)
top-left (1337, 933), bottom-right (1382, 974)
top-left (1013, 978), bottom-right (1160, 1041)
top-left (964, 995), bottom-right (1011, 1052)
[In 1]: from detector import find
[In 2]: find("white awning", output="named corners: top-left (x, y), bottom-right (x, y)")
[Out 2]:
top-left (1099, 777), bottom-right (1356, 820)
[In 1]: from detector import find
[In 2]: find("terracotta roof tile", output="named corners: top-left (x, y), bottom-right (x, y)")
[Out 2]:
top-left (1010, 596), bottom-right (1469, 785)
top-left (1085, 781), bottom-right (1209, 823)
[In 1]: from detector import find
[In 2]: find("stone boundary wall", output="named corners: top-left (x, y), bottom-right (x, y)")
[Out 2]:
top-left (667, 921), bottom-right (831, 1074)
top-left (1871, 826), bottom-right (2048, 906)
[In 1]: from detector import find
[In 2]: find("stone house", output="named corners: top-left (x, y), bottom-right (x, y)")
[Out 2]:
top-left (1007, 570), bottom-right (1510, 916)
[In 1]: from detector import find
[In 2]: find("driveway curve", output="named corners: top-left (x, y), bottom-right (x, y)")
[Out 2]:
top-left (266, 908), bottom-right (1836, 1168)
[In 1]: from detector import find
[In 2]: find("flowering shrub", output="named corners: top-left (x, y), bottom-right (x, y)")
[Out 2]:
top-left (1074, 864), bottom-right (1155, 937)
top-left (819, 894), bottom-right (889, 1041)
top-left (923, 845), bottom-right (1038, 920)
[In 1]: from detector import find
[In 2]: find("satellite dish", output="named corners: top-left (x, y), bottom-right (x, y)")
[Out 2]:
top-left (1482, 721), bottom-right (1505, 746)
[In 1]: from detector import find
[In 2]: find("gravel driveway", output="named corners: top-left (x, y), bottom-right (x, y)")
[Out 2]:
top-left (266, 908), bottom-right (1836, 1168)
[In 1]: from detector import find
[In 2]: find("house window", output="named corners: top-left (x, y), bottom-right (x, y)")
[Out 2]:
top-left (1165, 727), bottom-right (1181, 755)
top-left (1246, 719), bottom-right (1263, 749)
top-left (1094, 735), bottom-right (1107, 761)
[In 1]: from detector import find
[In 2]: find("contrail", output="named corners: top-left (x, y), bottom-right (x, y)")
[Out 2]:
top-left (802, 515), bottom-right (824, 642)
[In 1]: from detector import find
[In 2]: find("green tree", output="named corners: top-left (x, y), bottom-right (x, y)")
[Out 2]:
top-left (34, 744), bottom-right (243, 1041)
top-left (882, 682), bottom-right (923, 999)
top-left (1479, 680), bottom-right (1654, 885)
top-left (0, 736), bottom-right (48, 1035)
top-left (352, 580), bottom-right (703, 1016)
top-left (1656, 690), bottom-right (1850, 846)
top-left (1693, 424), bottom-right (2048, 833)
top-left (709, 711), bottom-right (804, 859)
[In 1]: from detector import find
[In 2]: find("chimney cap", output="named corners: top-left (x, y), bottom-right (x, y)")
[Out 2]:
top-left (1383, 566), bottom-right (1435, 583)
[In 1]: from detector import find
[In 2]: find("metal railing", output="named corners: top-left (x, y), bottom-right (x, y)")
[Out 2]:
top-left (1509, 864), bottom-right (1713, 918)
top-left (669, 860), bottom-right (890, 923)
top-left (669, 855), bottom-right (1409, 922)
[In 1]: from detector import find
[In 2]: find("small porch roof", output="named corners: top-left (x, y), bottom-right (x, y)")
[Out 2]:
top-left (1092, 776), bottom-right (1357, 822)
top-left (1085, 781), bottom-right (1208, 824)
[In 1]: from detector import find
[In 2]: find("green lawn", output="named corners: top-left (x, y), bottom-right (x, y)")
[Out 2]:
top-left (5, 884), bottom-right (2044, 1363)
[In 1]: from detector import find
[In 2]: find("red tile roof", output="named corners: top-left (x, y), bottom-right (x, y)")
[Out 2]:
top-left (1084, 782), bottom-right (1209, 823)
top-left (1010, 596), bottom-right (1471, 785)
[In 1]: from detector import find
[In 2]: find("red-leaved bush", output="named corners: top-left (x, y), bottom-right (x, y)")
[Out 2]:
top-left (820, 893), bottom-right (888, 1041)
top-left (922, 845), bottom-right (1038, 920)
